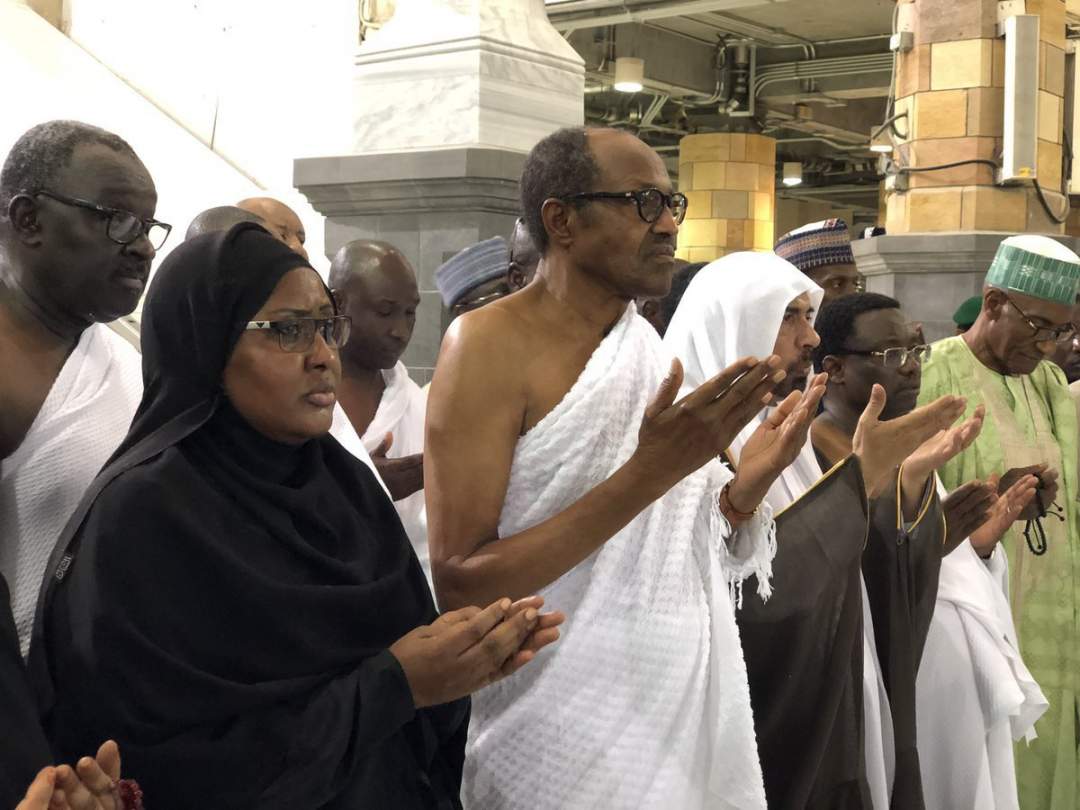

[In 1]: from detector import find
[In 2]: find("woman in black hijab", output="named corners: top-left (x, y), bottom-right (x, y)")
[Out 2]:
top-left (28, 224), bottom-right (559, 809)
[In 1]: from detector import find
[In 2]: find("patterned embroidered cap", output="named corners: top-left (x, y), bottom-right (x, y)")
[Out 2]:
top-left (985, 234), bottom-right (1080, 306)
top-left (774, 218), bottom-right (856, 273)
top-left (435, 237), bottom-right (509, 308)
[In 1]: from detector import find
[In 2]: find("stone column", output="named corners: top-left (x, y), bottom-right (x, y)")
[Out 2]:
top-left (855, 0), bottom-right (1079, 340)
top-left (677, 132), bottom-right (777, 264)
top-left (295, 0), bottom-right (583, 383)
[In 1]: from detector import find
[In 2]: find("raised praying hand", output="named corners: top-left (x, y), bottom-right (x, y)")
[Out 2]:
top-left (852, 385), bottom-right (967, 497)
top-left (17, 741), bottom-right (127, 810)
top-left (942, 479), bottom-right (997, 554)
top-left (969, 473), bottom-right (1040, 557)
top-left (727, 372), bottom-right (828, 512)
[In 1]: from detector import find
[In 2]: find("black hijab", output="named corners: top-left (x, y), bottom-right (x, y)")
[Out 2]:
top-left (29, 224), bottom-right (465, 809)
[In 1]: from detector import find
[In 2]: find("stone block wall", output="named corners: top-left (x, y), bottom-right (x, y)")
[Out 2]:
top-left (676, 132), bottom-right (777, 263)
top-left (886, 0), bottom-right (1068, 235)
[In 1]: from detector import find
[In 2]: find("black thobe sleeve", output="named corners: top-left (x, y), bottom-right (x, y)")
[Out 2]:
top-left (737, 456), bottom-right (873, 810)
top-left (862, 471), bottom-right (944, 810)
top-left (0, 575), bottom-right (51, 809)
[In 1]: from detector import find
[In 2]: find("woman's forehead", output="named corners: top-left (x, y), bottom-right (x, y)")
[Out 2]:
top-left (258, 267), bottom-right (331, 314)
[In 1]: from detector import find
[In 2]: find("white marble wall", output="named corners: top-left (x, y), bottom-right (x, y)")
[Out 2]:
top-left (353, 0), bottom-right (584, 153)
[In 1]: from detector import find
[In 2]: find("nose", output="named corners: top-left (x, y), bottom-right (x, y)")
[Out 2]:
top-left (124, 231), bottom-right (156, 262)
top-left (306, 328), bottom-right (335, 369)
top-left (652, 204), bottom-right (679, 237)
top-left (804, 323), bottom-right (821, 350)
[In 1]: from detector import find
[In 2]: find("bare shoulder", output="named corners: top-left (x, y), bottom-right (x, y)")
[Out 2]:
top-left (434, 292), bottom-right (543, 387)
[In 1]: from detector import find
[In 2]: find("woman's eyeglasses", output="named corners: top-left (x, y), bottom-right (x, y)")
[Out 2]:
top-left (29, 189), bottom-right (172, 250)
top-left (244, 316), bottom-right (352, 353)
top-left (564, 188), bottom-right (689, 225)
top-left (840, 343), bottom-right (932, 369)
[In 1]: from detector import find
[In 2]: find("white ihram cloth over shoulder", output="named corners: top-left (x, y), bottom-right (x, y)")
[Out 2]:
top-left (0, 323), bottom-right (142, 657)
top-left (329, 362), bottom-right (430, 582)
top-left (663, 251), bottom-right (896, 809)
top-left (464, 303), bottom-right (775, 810)
top-left (916, 483), bottom-right (1048, 810)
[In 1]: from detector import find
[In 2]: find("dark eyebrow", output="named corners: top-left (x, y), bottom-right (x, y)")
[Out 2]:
top-left (267, 305), bottom-right (333, 318)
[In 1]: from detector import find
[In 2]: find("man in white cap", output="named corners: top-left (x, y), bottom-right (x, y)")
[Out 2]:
top-left (775, 218), bottom-right (864, 305)
top-left (917, 234), bottom-right (1080, 810)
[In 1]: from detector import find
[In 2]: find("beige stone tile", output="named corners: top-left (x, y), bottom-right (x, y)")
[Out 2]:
top-left (909, 137), bottom-right (997, 187)
top-left (897, 44), bottom-right (932, 98)
top-left (688, 247), bottom-right (721, 263)
top-left (885, 191), bottom-right (910, 234)
top-left (678, 163), bottom-right (693, 191)
top-left (931, 39), bottom-right (993, 90)
top-left (752, 191), bottom-right (774, 222)
top-left (681, 218), bottom-right (726, 248)
top-left (680, 134), bottom-right (730, 163)
top-left (991, 39), bottom-right (1006, 88)
top-left (1028, 0), bottom-right (1066, 49)
top-left (728, 134), bottom-right (747, 162)
top-left (1026, 187), bottom-right (1068, 232)
top-left (1038, 139), bottom-right (1064, 190)
top-left (682, 190), bottom-right (712, 219)
top-left (692, 161), bottom-right (726, 191)
top-left (915, 0), bottom-right (997, 44)
top-left (960, 185), bottom-right (1028, 230)
top-left (758, 163), bottom-right (776, 192)
top-left (726, 162), bottom-right (759, 192)
top-left (712, 190), bottom-right (749, 219)
top-left (914, 89), bottom-right (968, 139)
top-left (753, 219), bottom-right (774, 250)
top-left (727, 219), bottom-right (747, 249)
top-left (1038, 43), bottom-right (1065, 95)
top-left (907, 188), bottom-right (964, 231)
top-left (745, 134), bottom-right (776, 166)
top-left (1039, 91), bottom-right (1062, 143)
top-left (966, 87), bottom-right (1003, 137)
top-left (675, 246), bottom-right (691, 262)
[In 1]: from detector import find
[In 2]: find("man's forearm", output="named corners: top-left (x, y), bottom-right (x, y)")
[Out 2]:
top-left (434, 458), bottom-right (670, 610)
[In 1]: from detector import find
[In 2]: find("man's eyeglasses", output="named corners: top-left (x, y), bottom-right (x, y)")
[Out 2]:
top-left (29, 189), bottom-right (172, 250)
top-left (840, 343), bottom-right (932, 369)
top-left (244, 316), bottom-right (352, 353)
top-left (1006, 294), bottom-right (1077, 344)
top-left (564, 188), bottom-right (688, 225)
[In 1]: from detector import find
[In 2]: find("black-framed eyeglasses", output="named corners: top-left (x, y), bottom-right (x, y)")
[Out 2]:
top-left (838, 343), bottom-right (932, 369)
top-left (244, 316), bottom-right (351, 353)
top-left (29, 189), bottom-right (172, 250)
top-left (1006, 294), bottom-right (1076, 344)
top-left (564, 188), bottom-right (688, 225)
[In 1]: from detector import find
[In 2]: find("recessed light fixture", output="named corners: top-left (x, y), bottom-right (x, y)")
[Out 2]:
top-left (782, 162), bottom-right (803, 187)
top-left (614, 57), bottom-right (645, 93)
top-left (870, 127), bottom-right (893, 153)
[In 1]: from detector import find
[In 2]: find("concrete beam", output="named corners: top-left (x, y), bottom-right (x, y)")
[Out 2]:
top-left (548, 0), bottom-right (787, 31)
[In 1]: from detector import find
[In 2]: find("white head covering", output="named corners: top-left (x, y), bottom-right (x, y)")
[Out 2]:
top-left (663, 251), bottom-right (825, 510)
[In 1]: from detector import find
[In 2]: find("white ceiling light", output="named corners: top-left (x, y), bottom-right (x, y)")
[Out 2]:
top-left (614, 57), bottom-right (645, 93)
top-left (782, 162), bottom-right (803, 187)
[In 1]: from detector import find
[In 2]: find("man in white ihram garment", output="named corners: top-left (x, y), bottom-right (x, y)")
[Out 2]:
top-left (423, 126), bottom-right (957, 810)
top-left (0, 121), bottom-right (160, 657)
top-left (663, 252), bottom-right (975, 809)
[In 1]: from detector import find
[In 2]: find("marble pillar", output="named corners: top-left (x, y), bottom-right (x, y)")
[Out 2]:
top-left (677, 132), bottom-right (777, 263)
top-left (295, 0), bottom-right (584, 382)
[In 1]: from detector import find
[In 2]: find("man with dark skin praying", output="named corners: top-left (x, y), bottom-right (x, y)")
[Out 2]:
top-left (184, 205), bottom-right (266, 241)
top-left (236, 196), bottom-right (307, 259)
top-left (328, 239), bottom-right (430, 580)
top-left (917, 234), bottom-right (1080, 808)
top-left (775, 218), bottom-right (863, 305)
top-left (0, 119), bottom-right (166, 810)
top-left (426, 125), bottom-right (896, 808)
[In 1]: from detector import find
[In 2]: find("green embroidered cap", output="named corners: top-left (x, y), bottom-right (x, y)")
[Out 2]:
top-left (985, 235), bottom-right (1080, 306)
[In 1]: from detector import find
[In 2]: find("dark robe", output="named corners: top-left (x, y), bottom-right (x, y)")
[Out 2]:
top-left (862, 477), bottom-right (944, 810)
top-left (1, 574), bottom-right (51, 808)
top-left (27, 224), bottom-right (468, 810)
top-left (736, 456), bottom-right (873, 809)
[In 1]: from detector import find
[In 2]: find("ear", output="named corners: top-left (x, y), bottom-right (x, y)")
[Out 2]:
top-left (6, 194), bottom-right (44, 247)
top-left (821, 354), bottom-right (845, 383)
top-left (540, 198), bottom-right (574, 252)
top-left (983, 288), bottom-right (1006, 319)
top-left (507, 266), bottom-right (527, 292)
